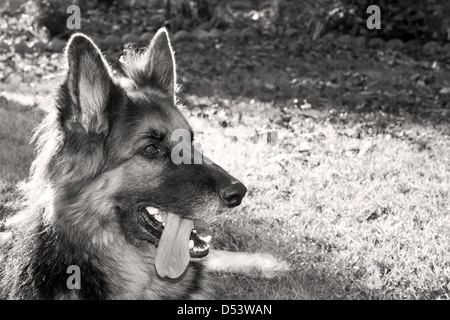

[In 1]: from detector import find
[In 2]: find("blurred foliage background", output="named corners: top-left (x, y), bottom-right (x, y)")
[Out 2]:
top-left (1, 0), bottom-right (450, 121)
top-left (29, 0), bottom-right (450, 42)
top-left (2, 0), bottom-right (450, 59)
top-left (1, 0), bottom-right (449, 64)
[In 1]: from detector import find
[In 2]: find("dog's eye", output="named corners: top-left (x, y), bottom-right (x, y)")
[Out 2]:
top-left (143, 144), bottom-right (161, 156)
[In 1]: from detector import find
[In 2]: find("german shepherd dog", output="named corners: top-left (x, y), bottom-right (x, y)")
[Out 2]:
top-left (0, 29), bottom-right (288, 299)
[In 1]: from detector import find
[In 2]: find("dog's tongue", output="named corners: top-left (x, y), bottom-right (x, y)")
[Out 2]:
top-left (155, 213), bottom-right (193, 279)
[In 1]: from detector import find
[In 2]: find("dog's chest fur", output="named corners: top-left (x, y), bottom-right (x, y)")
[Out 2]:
top-left (0, 210), bottom-right (210, 300)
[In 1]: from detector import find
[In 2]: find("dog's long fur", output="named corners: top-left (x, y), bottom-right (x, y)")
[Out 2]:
top-left (0, 29), bottom-right (288, 300)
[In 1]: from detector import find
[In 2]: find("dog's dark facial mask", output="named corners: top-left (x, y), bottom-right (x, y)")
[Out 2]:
top-left (119, 29), bottom-right (214, 279)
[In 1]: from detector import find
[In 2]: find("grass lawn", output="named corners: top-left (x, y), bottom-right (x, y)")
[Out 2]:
top-left (194, 98), bottom-right (450, 300)
top-left (1, 74), bottom-right (449, 299)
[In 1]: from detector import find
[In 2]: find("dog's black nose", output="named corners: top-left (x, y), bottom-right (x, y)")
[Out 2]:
top-left (220, 182), bottom-right (247, 208)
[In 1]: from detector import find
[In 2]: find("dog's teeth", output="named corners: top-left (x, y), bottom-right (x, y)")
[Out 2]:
top-left (154, 214), bottom-right (163, 223)
top-left (145, 207), bottom-right (158, 215)
top-left (192, 229), bottom-right (197, 234)
top-left (189, 240), bottom-right (194, 249)
top-left (198, 235), bottom-right (212, 243)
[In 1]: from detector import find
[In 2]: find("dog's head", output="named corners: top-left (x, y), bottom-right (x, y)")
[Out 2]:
top-left (40, 29), bottom-right (246, 279)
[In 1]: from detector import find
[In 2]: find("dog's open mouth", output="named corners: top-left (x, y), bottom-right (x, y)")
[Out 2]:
top-left (140, 207), bottom-right (212, 278)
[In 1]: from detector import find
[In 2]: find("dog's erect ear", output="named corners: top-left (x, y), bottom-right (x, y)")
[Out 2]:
top-left (64, 33), bottom-right (114, 134)
top-left (144, 28), bottom-right (176, 99)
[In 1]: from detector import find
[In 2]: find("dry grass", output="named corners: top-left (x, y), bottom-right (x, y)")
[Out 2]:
top-left (187, 98), bottom-right (450, 300)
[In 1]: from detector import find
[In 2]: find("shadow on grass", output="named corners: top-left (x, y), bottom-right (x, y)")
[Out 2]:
top-left (171, 40), bottom-right (450, 130)
top-left (0, 94), bottom-right (35, 223)
top-left (213, 215), bottom-right (450, 300)
top-left (0, 95), bottom-right (41, 187)
top-left (0, 185), bottom-right (25, 224)
top-left (214, 267), bottom-right (350, 300)
top-left (212, 221), bottom-right (354, 300)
